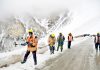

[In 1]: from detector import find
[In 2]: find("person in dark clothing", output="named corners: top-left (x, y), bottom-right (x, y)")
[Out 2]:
top-left (23, 50), bottom-right (37, 65)
top-left (49, 45), bottom-right (55, 54)
top-left (94, 33), bottom-right (100, 52)
top-left (57, 33), bottom-right (65, 52)
top-left (68, 33), bottom-right (73, 49)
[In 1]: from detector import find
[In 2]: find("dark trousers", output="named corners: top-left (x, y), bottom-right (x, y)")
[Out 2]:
top-left (95, 43), bottom-right (100, 51)
top-left (57, 42), bottom-right (63, 52)
top-left (49, 46), bottom-right (55, 54)
top-left (23, 50), bottom-right (37, 64)
top-left (68, 41), bottom-right (71, 49)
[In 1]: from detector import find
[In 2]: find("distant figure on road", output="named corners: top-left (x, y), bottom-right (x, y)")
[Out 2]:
top-left (94, 33), bottom-right (100, 52)
top-left (57, 33), bottom-right (65, 52)
top-left (48, 34), bottom-right (56, 54)
top-left (68, 33), bottom-right (73, 49)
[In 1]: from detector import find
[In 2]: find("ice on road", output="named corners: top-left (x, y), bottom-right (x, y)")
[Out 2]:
top-left (1, 37), bottom-right (100, 70)
top-left (37, 37), bottom-right (100, 70)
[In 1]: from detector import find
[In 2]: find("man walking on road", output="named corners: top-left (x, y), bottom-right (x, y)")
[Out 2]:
top-left (21, 29), bottom-right (38, 65)
top-left (94, 33), bottom-right (100, 52)
top-left (57, 33), bottom-right (65, 52)
top-left (68, 33), bottom-right (73, 49)
top-left (48, 34), bottom-right (56, 54)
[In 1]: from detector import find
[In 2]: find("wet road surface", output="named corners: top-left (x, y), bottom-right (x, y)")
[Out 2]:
top-left (38, 38), bottom-right (100, 70)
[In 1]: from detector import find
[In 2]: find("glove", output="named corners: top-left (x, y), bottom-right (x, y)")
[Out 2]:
top-left (30, 44), bottom-right (35, 47)
top-left (28, 43), bottom-right (35, 47)
top-left (26, 42), bottom-right (29, 44)
top-left (53, 42), bottom-right (55, 44)
top-left (21, 43), bottom-right (27, 46)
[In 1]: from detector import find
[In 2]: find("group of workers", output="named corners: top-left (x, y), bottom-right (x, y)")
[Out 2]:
top-left (21, 29), bottom-right (73, 65)
top-left (48, 32), bottom-right (73, 54)
top-left (20, 28), bottom-right (100, 66)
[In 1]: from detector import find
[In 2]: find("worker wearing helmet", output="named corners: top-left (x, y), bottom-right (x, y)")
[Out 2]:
top-left (94, 33), bottom-right (100, 52)
top-left (48, 34), bottom-right (56, 54)
top-left (21, 29), bottom-right (38, 65)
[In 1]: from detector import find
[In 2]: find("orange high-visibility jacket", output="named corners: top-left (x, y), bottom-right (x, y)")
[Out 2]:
top-left (26, 35), bottom-right (38, 52)
top-left (68, 36), bottom-right (73, 41)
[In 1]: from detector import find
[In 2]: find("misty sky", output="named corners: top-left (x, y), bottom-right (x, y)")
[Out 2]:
top-left (0, 0), bottom-right (100, 25)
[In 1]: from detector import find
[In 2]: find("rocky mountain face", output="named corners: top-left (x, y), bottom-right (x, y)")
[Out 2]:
top-left (0, 10), bottom-right (71, 52)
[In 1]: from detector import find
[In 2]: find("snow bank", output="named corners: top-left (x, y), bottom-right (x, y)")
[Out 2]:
top-left (0, 37), bottom-right (89, 70)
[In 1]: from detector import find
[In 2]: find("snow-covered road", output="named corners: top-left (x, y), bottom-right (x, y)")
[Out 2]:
top-left (36, 37), bottom-right (99, 70)
top-left (1, 37), bottom-right (100, 70)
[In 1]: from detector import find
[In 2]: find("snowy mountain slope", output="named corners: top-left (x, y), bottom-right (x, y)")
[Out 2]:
top-left (0, 18), bottom-right (25, 52)
top-left (0, 9), bottom-right (70, 66)
top-left (0, 10), bottom-right (71, 53)
top-left (72, 16), bottom-right (100, 35)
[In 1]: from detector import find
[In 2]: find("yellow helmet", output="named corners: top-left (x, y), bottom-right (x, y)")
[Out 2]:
top-left (51, 34), bottom-right (55, 37)
top-left (28, 29), bottom-right (33, 33)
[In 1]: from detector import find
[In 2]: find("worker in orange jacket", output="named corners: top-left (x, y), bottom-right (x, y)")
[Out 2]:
top-left (94, 33), bottom-right (100, 52)
top-left (68, 33), bottom-right (73, 49)
top-left (21, 29), bottom-right (38, 65)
